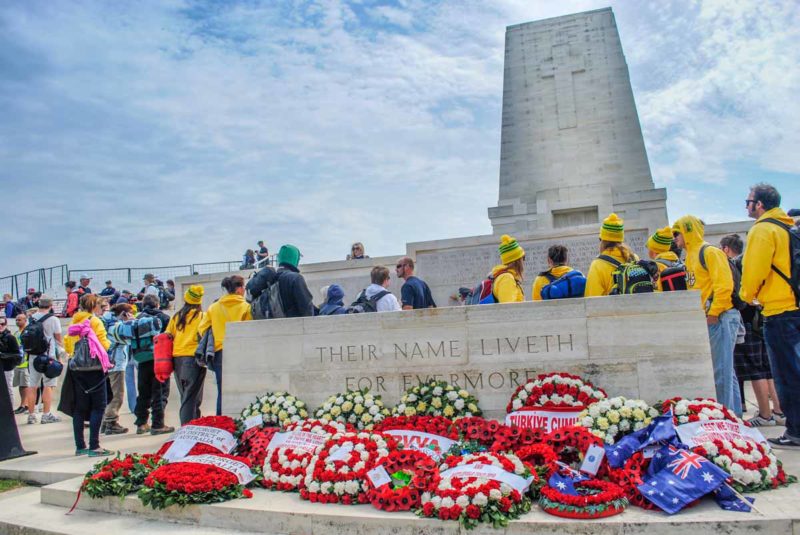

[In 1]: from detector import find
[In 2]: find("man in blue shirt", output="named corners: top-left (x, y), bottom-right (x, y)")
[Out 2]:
top-left (396, 257), bottom-right (436, 310)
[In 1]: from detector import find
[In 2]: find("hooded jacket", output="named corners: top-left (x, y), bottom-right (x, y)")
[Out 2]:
top-left (740, 207), bottom-right (799, 317)
top-left (491, 265), bottom-right (524, 303)
top-left (584, 245), bottom-right (638, 297)
top-left (673, 215), bottom-right (733, 317)
top-left (319, 284), bottom-right (347, 315)
top-left (531, 265), bottom-right (574, 301)
top-left (197, 293), bottom-right (252, 352)
top-left (64, 311), bottom-right (110, 355)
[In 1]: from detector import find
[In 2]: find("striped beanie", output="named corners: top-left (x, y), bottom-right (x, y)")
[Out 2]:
top-left (600, 213), bottom-right (625, 242)
top-left (499, 234), bottom-right (525, 265)
top-left (184, 284), bottom-right (204, 305)
top-left (647, 226), bottom-right (674, 254)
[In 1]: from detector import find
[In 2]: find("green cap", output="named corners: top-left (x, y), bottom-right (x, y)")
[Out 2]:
top-left (277, 244), bottom-right (301, 268)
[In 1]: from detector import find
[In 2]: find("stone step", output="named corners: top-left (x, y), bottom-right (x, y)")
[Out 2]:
top-left (0, 487), bottom-right (259, 535)
top-left (38, 476), bottom-right (799, 535)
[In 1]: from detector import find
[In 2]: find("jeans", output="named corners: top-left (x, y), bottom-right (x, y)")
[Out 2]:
top-left (708, 308), bottom-right (743, 416)
top-left (103, 371), bottom-right (125, 424)
top-left (134, 360), bottom-right (170, 429)
top-left (764, 309), bottom-right (800, 441)
top-left (173, 356), bottom-right (206, 425)
top-left (125, 358), bottom-right (137, 413)
top-left (210, 350), bottom-right (223, 416)
top-left (72, 371), bottom-right (107, 450)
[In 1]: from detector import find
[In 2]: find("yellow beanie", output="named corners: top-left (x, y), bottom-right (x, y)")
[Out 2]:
top-left (647, 226), bottom-right (673, 253)
top-left (600, 213), bottom-right (625, 242)
top-left (184, 284), bottom-right (204, 305)
top-left (499, 234), bottom-right (525, 265)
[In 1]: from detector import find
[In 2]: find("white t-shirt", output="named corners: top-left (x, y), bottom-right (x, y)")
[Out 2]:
top-left (144, 284), bottom-right (160, 298)
top-left (31, 311), bottom-right (62, 357)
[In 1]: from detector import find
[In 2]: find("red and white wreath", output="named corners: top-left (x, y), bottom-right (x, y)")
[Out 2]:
top-left (693, 438), bottom-right (792, 492)
top-left (262, 419), bottom-right (350, 491)
top-left (661, 397), bottom-right (743, 425)
top-left (156, 415), bottom-right (238, 458)
top-left (300, 431), bottom-right (397, 505)
top-left (507, 372), bottom-right (606, 412)
top-left (418, 452), bottom-right (533, 529)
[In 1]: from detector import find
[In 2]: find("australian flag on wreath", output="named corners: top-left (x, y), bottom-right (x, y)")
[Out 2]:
top-left (637, 445), bottom-right (729, 514)
top-left (606, 412), bottom-right (678, 469)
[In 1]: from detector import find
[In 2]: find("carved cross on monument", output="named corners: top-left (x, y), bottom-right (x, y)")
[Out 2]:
top-left (540, 43), bottom-right (585, 130)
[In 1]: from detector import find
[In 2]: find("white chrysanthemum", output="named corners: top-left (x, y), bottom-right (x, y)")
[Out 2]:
top-left (472, 492), bottom-right (488, 506)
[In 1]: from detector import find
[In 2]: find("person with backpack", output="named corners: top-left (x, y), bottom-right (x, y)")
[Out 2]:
top-left (62, 281), bottom-right (81, 317)
top-left (99, 303), bottom-right (135, 435)
top-left (673, 215), bottom-right (743, 417)
top-left (353, 266), bottom-right (402, 312)
top-left (198, 275), bottom-right (252, 415)
top-left (720, 233), bottom-right (783, 428)
top-left (585, 214), bottom-right (642, 297)
top-left (166, 285), bottom-right (206, 425)
top-left (532, 245), bottom-right (584, 300)
top-left (131, 294), bottom-right (173, 435)
top-left (740, 183), bottom-right (800, 448)
top-left (646, 226), bottom-right (686, 292)
top-left (319, 284), bottom-right (348, 316)
top-left (21, 296), bottom-right (63, 424)
top-left (396, 257), bottom-right (437, 309)
top-left (63, 294), bottom-right (113, 457)
top-left (4, 293), bottom-right (22, 319)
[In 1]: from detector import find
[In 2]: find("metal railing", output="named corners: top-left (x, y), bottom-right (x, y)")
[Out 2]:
top-left (0, 265), bottom-right (69, 300)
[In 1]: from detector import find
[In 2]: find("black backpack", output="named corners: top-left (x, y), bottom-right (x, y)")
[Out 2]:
top-left (655, 259), bottom-right (688, 292)
top-left (599, 256), bottom-right (656, 295)
top-left (68, 337), bottom-right (102, 372)
top-left (350, 290), bottom-right (389, 313)
top-left (757, 218), bottom-right (800, 306)
top-left (699, 245), bottom-right (747, 311)
top-left (20, 311), bottom-right (55, 356)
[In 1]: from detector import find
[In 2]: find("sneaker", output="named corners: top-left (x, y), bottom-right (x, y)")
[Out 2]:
top-left (75, 448), bottom-right (90, 456)
top-left (14, 406), bottom-right (27, 414)
top-left (773, 411), bottom-right (787, 425)
top-left (104, 423), bottom-right (129, 435)
top-left (35, 403), bottom-right (43, 413)
top-left (87, 448), bottom-right (114, 457)
top-left (136, 424), bottom-right (151, 435)
top-left (747, 414), bottom-right (776, 427)
top-left (150, 426), bottom-right (175, 436)
top-left (40, 413), bottom-right (61, 424)
top-left (27, 414), bottom-right (37, 425)
top-left (767, 434), bottom-right (800, 449)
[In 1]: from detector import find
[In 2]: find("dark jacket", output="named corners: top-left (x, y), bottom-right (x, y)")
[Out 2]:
top-left (99, 287), bottom-right (116, 297)
top-left (247, 266), bottom-right (280, 300)
top-left (276, 265), bottom-right (315, 318)
top-left (0, 330), bottom-right (21, 371)
top-left (319, 284), bottom-right (347, 316)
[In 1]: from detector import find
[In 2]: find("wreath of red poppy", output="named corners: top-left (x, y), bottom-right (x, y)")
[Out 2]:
top-left (539, 479), bottom-right (627, 519)
top-left (365, 449), bottom-right (439, 511)
top-left (156, 415), bottom-right (238, 457)
top-left (605, 452), bottom-right (661, 510)
top-left (237, 426), bottom-right (280, 468)
top-left (374, 415), bottom-right (458, 438)
top-left (490, 425), bottom-right (545, 453)
top-left (543, 425), bottom-right (604, 469)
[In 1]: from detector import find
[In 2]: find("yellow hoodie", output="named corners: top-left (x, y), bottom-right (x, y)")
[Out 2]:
top-left (531, 266), bottom-right (574, 301)
top-left (673, 215), bottom-right (733, 317)
top-left (740, 207), bottom-right (799, 317)
top-left (585, 245), bottom-right (638, 297)
top-left (64, 311), bottom-right (110, 355)
top-left (166, 309), bottom-right (205, 357)
top-left (491, 265), bottom-right (524, 303)
top-left (653, 251), bottom-right (681, 292)
top-left (197, 294), bottom-right (252, 352)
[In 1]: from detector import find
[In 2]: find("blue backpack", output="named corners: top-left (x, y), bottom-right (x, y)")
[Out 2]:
top-left (540, 269), bottom-right (586, 300)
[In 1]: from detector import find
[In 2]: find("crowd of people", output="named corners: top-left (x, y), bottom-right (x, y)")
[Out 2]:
top-left (1, 182), bottom-right (798, 455)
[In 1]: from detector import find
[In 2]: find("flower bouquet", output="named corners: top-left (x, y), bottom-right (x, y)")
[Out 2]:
top-left (693, 438), bottom-right (796, 492)
top-left (156, 415), bottom-right (238, 458)
top-left (392, 380), bottom-right (481, 419)
top-left (238, 391), bottom-right (308, 429)
top-left (418, 451), bottom-right (533, 529)
top-left (660, 397), bottom-right (743, 425)
top-left (374, 415), bottom-right (458, 460)
top-left (138, 453), bottom-right (256, 509)
top-left (262, 419), bottom-right (350, 491)
top-left (81, 453), bottom-right (164, 499)
top-left (301, 431), bottom-right (397, 505)
top-left (579, 397), bottom-right (660, 444)
top-left (365, 449), bottom-right (439, 511)
top-left (314, 390), bottom-right (390, 429)
top-left (539, 477), bottom-right (627, 519)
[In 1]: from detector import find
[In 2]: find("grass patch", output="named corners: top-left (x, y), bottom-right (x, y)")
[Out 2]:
top-left (0, 479), bottom-right (25, 493)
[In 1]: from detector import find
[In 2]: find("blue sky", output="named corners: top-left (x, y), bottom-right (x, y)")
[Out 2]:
top-left (2, 0), bottom-right (799, 275)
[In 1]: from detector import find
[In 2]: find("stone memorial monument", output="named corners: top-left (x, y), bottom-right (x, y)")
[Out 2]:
top-left (488, 8), bottom-right (668, 235)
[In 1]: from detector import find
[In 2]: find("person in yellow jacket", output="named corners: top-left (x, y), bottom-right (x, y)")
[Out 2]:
top-left (64, 294), bottom-right (114, 457)
top-left (673, 214), bottom-right (742, 416)
top-left (166, 285), bottom-right (206, 425)
top-left (197, 275), bottom-right (252, 415)
top-left (532, 245), bottom-right (576, 300)
top-left (585, 213), bottom-right (639, 297)
top-left (491, 235), bottom-right (525, 303)
top-left (647, 226), bottom-right (681, 291)
top-left (740, 183), bottom-right (800, 448)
